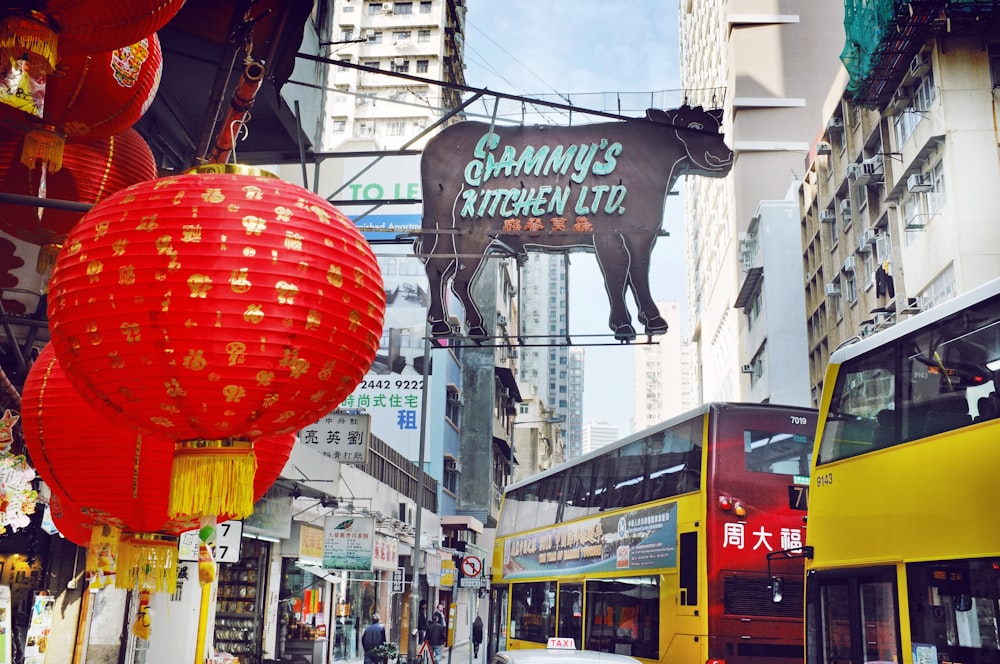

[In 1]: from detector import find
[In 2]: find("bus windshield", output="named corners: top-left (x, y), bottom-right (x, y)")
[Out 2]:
top-left (818, 293), bottom-right (1000, 464)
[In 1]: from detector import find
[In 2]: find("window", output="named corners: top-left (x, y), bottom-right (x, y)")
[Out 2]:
top-left (893, 68), bottom-right (936, 146)
top-left (386, 120), bottom-right (406, 137)
top-left (417, 29), bottom-right (431, 43)
top-left (908, 559), bottom-right (1000, 658)
top-left (340, 28), bottom-right (354, 41)
top-left (420, 1), bottom-right (432, 12)
top-left (585, 578), bottom-right (659, 658)
top-left (393, 1), bottom-right (413, 14)
top-left (510, 582), bottom-right (556, 644)
top-left (416, 59), bottom-right (429, 73)
top-left (390, 59), bottom-right (409, 73)
top-left (366, 31), bottom-right (382, 44)
top-left (745, 426), bottom-right (813, 476)
top-left (392, 30), bottom-right (411, 43)
top-left (368, 2), bottom-right (384, 14)
top-left (845, 270), bottom-right (858, 303)
top-left (332, 120), bottom-right (346, 133)
top-left (337, 58), bottom-right (351, 71)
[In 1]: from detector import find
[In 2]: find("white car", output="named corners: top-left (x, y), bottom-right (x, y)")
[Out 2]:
top-left (488, 639), bottom-right (643, 664)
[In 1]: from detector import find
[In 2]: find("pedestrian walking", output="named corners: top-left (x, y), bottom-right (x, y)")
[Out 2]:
top-left (472, 615), bottom-right (484, 658)
top-left (417, 599), bottom-right (428, 645)
top-left (426, 613), bottom-right (446, 664)
top-left (362, 613), bottom-right (387, 664)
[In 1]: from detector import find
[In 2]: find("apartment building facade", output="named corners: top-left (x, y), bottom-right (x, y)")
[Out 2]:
top-left (799, 2), bottom-right (1000, 399)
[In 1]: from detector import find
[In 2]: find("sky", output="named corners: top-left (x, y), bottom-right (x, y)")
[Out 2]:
top-left (461, 1), bottom-right (685, 436)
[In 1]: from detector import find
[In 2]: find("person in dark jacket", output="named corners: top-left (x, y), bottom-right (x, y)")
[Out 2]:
top-left (417, 600), bottom-right (428, 645)
top-left (472, 615), bottom-right (484, 658)
top-left (362, 613), bottom-right (387, 664)
top-left (426, 613), bottom-right (446, 663)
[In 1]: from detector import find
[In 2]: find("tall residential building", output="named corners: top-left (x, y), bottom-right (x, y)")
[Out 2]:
top-left (581, 420), bottom-right (620, 455)
top-left (678, 2), bottom-right (845, 404)
top-left (799, 4), bottom-right (1000, 401)
top-left (566, 347), bottom-right (585, 460)
top-left (324, 0), bottom-right (466, 150)
top-left (632, 302), bottom-right (699, 431)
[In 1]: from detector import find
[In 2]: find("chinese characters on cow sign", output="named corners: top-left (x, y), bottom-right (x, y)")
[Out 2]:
top-left (414, 106), bottom-right (734, 341)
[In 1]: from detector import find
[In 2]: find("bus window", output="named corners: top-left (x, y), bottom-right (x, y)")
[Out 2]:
top-left (557, 585), bottom-right (582, 647)
top-left (818, 345), bottom-right (896, 463)
top-left (907, 559), bottom-right (1000, 660)
top-left (510, 581), bottom-right (555, 644)
top-left (744, 428), bottom-right (812, 476)
top-left (584, 577), bottom-right (659, 659)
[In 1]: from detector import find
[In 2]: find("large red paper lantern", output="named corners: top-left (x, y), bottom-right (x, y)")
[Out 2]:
top-left (0, 3), bottom-right (183, 74)
top-left (0, 33), bottom-right (161, 171)
top-left (0, 127), bottom-right (157, 253)
top-left (47, 166), bottom-right (384, 519)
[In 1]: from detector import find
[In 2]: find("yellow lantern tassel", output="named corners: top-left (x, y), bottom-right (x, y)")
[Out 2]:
top-left (131, 585), bottom-right (153, 640)
top-left (168, 440), bottom-right (256, 520)
top-left (21, 126), bottom-right (64, 172)
top-left (116, 533), bottom-right (178, 595)
top-left (84, 524), bottom-right (121, 591)
top-left (0, 11), bottom-right (58, 74)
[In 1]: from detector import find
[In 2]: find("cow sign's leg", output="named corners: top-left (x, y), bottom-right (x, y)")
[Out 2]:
top-left (450, 254), bottom-right (489, 341)
top-left (593, 232), bottom-right (637, 341)
top-left (420, 232), bottom-right (459, 337)
top-left (624, 232), bottom-right (668, 336)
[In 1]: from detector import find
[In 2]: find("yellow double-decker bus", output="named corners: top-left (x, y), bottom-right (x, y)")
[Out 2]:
top-left (490, 402), bottom-right (817, 664)
top-left (805, 276), bottom-right (1000, 664)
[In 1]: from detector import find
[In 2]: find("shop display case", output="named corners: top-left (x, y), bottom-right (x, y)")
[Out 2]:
top-left (214, 539), bottom-right (270, 663)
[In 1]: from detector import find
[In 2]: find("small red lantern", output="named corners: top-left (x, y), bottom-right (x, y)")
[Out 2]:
top-left (24, 343), bottom-right (298, 589)
top-left (47, 165), bottom-right (384, 519)
top-left (0, 33), bottom-right (162, 172)
top-left (0, 128), bottom-right (157, 261)
top-left (0, 2), bottom-right (183, 74)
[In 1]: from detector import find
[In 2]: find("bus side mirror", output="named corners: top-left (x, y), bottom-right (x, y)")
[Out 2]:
top-left (771, 577), bottom-right (783, 603)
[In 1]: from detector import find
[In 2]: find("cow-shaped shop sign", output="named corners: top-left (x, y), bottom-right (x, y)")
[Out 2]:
top-left (415, 105), bottom-right (734, 341)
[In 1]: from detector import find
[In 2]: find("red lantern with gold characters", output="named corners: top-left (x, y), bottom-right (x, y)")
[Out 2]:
top-left (23, 343), bottom-right (298, 593)
top-left (0, 127), bottom-right (157, 261)
top-left (47, 165), bottom-right (385, 520)
top-left (0, 33), bottom-right (162, 172)
top-left (0, 3), bottom-right (183, 74)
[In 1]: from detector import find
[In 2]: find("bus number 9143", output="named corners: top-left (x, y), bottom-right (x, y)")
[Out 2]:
top-left (815, 473), bottom-right (833, 487)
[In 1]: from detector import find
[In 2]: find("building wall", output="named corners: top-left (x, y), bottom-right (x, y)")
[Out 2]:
top-left (680, 0), bottom-right (845, 404)
top-left (631, 302), bottom-right (698, 431)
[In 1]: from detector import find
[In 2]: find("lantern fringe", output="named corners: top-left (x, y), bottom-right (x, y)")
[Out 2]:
top-left (85, 524), bottom-right (120, 590)
top-left (36, 243), bottom-right (61, 275)
top-left (169, 442), bottom-right (257, 520)
top-left (21, 127), bottom-right (64, 172)
top-left (0, 12), bottom-right (58, 74)
top-left (117, 534), bottom-right (178, 594)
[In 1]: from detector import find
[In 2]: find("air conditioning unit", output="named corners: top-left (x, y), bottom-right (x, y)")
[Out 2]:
top-left (820, 209), bottom-right (836, 223)
top-left (846, 163), bottom-right (862, 179)
top-left (825, 282), bottom-right (841, 296)
top-left (910, 52), bottom-right (930, 78)
top-left (907, 173), bottom-right (933, 193)
top-left (817, 141), bottom-right (832, 155)
top-left (497, 314), bottom-right (508, 327)
top-left (741, 363), bottom-right (755, 374)
top-left (888, 86), bottom-right (911, 113)
top-left (826, 116), bottom-right (844, 134)
top-left (857, 234), bottom-right (872, 253)
top-left (844, 255), bottom-right (856, 272)
top-left (839, 199), bottom-right (851, 214)
top-left (445, 459), bottom-right (462, 473)
top-left (447, 392), bottom-right (463, 405)
top-left (857, 155), bottom-right (884, 184)
top-left (392, 57), bottom-right (405, 66)
top-left (382, 2), bottom-right (394, 13)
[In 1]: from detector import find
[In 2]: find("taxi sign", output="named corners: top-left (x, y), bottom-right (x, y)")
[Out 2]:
top-left (547, 638), bottom-right (576, 650)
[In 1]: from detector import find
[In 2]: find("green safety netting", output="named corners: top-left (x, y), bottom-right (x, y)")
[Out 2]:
top-left (841, 0), bottom-right (1000, 102)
